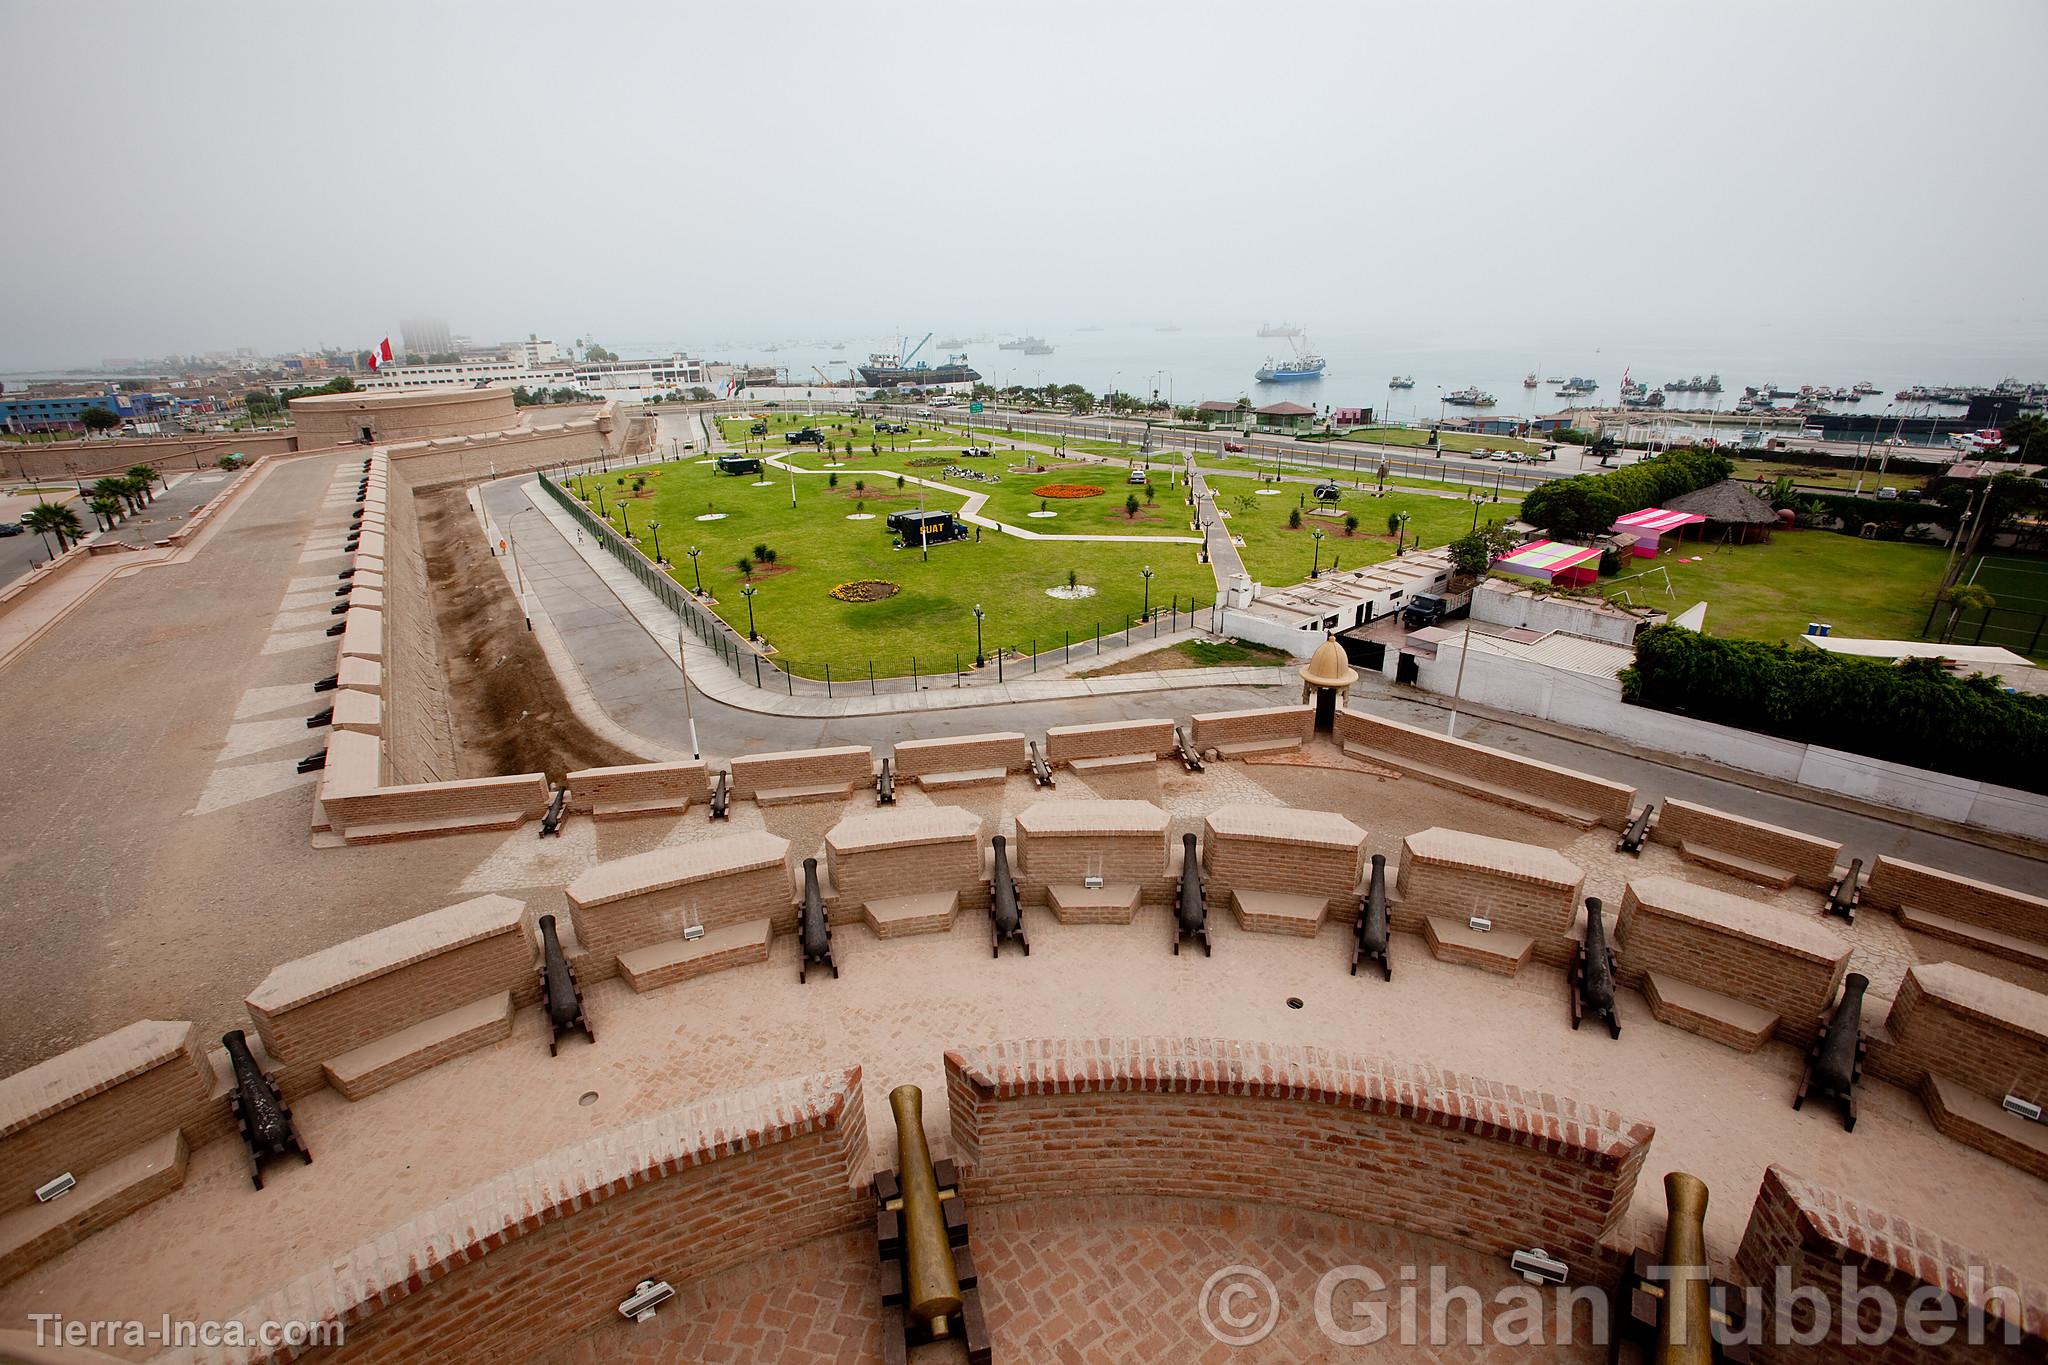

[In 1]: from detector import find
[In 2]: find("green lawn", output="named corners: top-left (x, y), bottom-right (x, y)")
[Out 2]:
top-left (1339, 425), bottom-right (1545, 457)
top-left (1726, 457), bottom-right (1930, 495)
top-left (1604, 531), bottom-right (1957, 647)
top-left (933, 420), bottom-right (1139, 459)
top-left (1206, 474), bottom-right (1521, 584)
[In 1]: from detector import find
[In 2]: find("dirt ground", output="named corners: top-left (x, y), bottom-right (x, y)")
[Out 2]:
top-left (418, 487), bottom-right (636, 782)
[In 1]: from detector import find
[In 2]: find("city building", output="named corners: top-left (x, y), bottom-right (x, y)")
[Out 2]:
top-left (400, 316), bottom-right (455, 357)
top-left (0, 385), bottom-right (175, 433)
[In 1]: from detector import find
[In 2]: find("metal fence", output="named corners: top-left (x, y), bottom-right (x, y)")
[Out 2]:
top-left (536, 468), bottom-right (1214, 696)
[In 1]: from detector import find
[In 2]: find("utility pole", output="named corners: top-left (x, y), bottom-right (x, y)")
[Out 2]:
top-left (676, 625), bottom-right (701, 759)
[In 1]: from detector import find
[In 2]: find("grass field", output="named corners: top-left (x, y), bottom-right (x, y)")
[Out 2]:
top-left (1962, 553), bottom-right (2048, 657)
top-left (1206, 474), bottom-right (1520, 584)
top-left (1726, 457), bottom-right (1931, 495)
top-left (1340, 425), bottom-right (1544, 457)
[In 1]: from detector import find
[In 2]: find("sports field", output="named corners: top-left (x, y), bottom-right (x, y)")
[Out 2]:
top-left (1963, 553), bottom-right (2048, 657)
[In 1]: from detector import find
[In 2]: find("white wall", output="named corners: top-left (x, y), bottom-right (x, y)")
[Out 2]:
top-left (1471, 580), bottom-right (1645, 646)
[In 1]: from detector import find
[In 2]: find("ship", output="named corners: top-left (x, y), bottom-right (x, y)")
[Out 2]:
top-left (998, 337), bottom-right (1027, 351)
top-left (1021, 337), bottom-right (1054, 356)
top-left (1258, 322), bottom-right (1303, 338)
top-left (1523, 372), bottom-right (1539, 388)
top-left (857, 351), bottom-right (982, 388)
top-left (1851, 380), bottom-right (1879, 395)
top-left (1444, 386), bottom-right (1497, 407)
top-left (1556, 376), bottom-right (1599, 393)
top-left (1255, 335), bottom-right (1326, 383)
top-left (1663, 374), bottom-right (1723, 394)
top-left (1388, 375), bottom-right (1415, 388)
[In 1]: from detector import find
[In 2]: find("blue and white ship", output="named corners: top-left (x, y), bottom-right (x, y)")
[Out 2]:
top-left (1255, 336), bottom-right (1327, 383)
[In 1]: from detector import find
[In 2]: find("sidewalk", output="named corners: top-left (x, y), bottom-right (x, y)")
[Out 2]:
top-left (512, 476), bottom-right (1287, 719)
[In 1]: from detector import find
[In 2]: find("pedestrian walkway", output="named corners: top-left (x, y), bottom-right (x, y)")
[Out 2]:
top-left (504, 476), bottom-right (1285, 722)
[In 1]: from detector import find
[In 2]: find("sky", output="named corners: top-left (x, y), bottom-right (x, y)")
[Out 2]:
top-left (1, 0), bottom-right (2044, 370)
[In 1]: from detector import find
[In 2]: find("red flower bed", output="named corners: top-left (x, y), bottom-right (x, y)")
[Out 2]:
top-left (1033, 484), bottom-right (1106, 498)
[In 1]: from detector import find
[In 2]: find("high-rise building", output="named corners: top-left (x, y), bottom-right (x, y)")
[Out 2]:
top-left (400, 317), bottom-right (454, 358)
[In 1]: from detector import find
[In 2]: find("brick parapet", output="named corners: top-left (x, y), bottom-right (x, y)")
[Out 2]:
top-left (1043, 718), bottom-right (1175, 763)
top-left (889, 732), bottom-right (1027, 779)
top-left (1861, 855), bottom-right (2048, 946)
top-left (1334, 706), bottom-right (1635, 828)
top-left (728, 745), bottom-right (873, 798)
top-left (1867, 963), bottom-right (2048, 1100)
top-left (1651, 798), bottom-right (1843, 890)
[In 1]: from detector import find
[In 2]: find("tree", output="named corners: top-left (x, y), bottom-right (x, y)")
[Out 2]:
top-left (1143, 483), bottom-right (1156, 504)
top-left (1125, 493), bottom-right (1141, 519)
top-left (1448, 524), bottom-right (1518, 577)
top-left (79, 406), bottom-right (120, 436)
top-left (23, 501), bottom-right (84, 551)
top-left (584, 342), bottom-right (618, 362)
top-left (1288, 508), bottom-right (1302, 529)
top-left (91, 477), bottom-right (129, 517)
top-left (87, 495), bottom-right (123, 531)
top-left (1937, 583), bottom-right (1996, 643)
top-left (736, 557), bottom-right (752, 578)
top-left (752, 543), bottom-right (771, 562)
top-left (1067, 568), bottom-right (1079, 590)
top-left (1344, 514), bottom-right (1359, 536)
top-left (127, 465), bottom-right (157, 500)
top-left (2000, 413), bottom-right (2047, 464)
top-left (328, 375), bottom-right (357, 393)
top-left (854, 479), bottom-right (866, 495)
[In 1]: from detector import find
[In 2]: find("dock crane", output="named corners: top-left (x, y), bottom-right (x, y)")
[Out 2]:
top-left (901, 332), bottom-right (934, 367)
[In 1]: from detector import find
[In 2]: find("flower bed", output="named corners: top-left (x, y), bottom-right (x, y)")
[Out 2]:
top-left (829, 579), bottom-right (901, 603)
top-left (1033, 484), bottom-right (1106, 499)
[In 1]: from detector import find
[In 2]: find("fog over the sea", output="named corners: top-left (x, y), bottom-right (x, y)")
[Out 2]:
top-left (1, 0), bottom-right (2043, 370)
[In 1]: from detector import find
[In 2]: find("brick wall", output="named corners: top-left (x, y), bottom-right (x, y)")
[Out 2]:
top-left (1865, 963), bottom-right (2048, 1100)
top-left (373, 461), bottom-right (460, 785)
top-left (824, 808), bottom-right (985, 916)
top-left (943, 1038), bottom-right (1653, 1271)
top-left (1043, 718), bottom-right (1175, 763)
top-left (565, 833), bottom-right (794, 981)
top-left (1392, 828), bottom-right (1584, 965)
top-left (1201, 804), bottom-right (1366, 922)
top-left (1614, 877), bottom-right (1851, 1049)
top-left (1189, 705), bottom-right (1312, 751)
top-left (1012, 800), bottom-right (1172, 908)
top-left (1334, 707), bottom-right (1635, 828)
top-left (1860, 855), bottom-right (2048, 946)
top-left (319, 772), bottom-right (551, 840)
top-left (727, 745), bottom-right (873, 798)
top-left (242, 896), bottom-right (538, 1069)
top-left (184, 1068), bottom-right (872, 1365)
top-left (1651, 798), bottom-right (1843, 890)
top-left (0, 1021), bottom-right (216, 1210)
top-left (889, 731), bottom-right (1027, 779)
top-left (564, 760), bottom-right (712, 813)
top-left (1732, 1164), bottom-right (2045, 1363)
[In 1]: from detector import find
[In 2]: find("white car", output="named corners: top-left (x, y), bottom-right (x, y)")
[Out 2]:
top-left (1470, 448), bottom-right (1492, 459)
top-left (1881, 437), bottom-right (1906, 447)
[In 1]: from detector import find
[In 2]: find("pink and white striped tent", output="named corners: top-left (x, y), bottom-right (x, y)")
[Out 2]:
top-left (1611, 506), bottom-right (1707, 557)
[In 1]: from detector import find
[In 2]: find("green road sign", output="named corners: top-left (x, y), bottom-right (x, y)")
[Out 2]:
top-left (968, 402), bottom-right (984, 414)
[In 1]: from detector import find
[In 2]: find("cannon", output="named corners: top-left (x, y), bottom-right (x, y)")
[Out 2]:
top-left (536, 914), bottom-right (594, 1054)
top-left (1174, 832), bottom-right (1210, 956)
top-left (1617, 803), bottom-right (1655, 855)
top-left (330, 600), bottom-right (349, 615)
top-left (1027, 740), bottom-right (1055, 788)
top-left (876, 756), bottom-right (896, 806)
top-left (305, 707), bottom-right (333, 729)
top-left (1609, 1170), bottom-right (1750, 1362)
top-left (709, 769), bottom-right (730, 820)
top-left (1795, 972), bottom-right (1868, 1131)
top-left (1570, 896), bottom-right (1621, 1038)
top-left (874, 1085), bottom-right (989, 1362)
top-left (1825, 858), bottom-right (1862, 923)
top-left (988, 836), bottom-right (1028, 957)
top-left (799, 857), bottom-right (837, 982)
top-left (222, 1030), bottom-right (312, 1189)
top-left (295, 749), bottom-right (327, 774)
top-left (1351, 853), bottom-right (1390, 980)
top-left (539, 785), bottom-right (567, 837)
top-left (1173, 724), bottom-right (1205, 772)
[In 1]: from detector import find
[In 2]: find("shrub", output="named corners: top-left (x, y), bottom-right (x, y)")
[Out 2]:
top-left (828, 472), bottom-right (839, 488)
top-left (1620, 624), bottom-right (2048, 792)
top-left (1288, 508), bottom-right (1302, 529)
top-left (1522, 446), bottom-right (1733, 538)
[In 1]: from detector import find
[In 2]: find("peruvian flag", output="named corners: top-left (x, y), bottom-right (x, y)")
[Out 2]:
top-left (379, 337), bottom-right (393, 362)
top-left (366, 349), bottom-right (378, 371)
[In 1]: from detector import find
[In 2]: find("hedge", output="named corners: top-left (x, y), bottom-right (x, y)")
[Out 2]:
top-left (1620, 624), bottom-right (2048, 793)
top-left (1521, 447), bottom-right (1732, 538)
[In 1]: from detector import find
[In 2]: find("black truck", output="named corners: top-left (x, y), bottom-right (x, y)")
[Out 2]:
top-left (784, 427), bottom-right (825, 445)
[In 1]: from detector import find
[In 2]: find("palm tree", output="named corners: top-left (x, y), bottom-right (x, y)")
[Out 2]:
top-left (90, 478), bottom-right (129, 520)
top-left (87, 495), bottom-right (123, 532)
top-left (118, 475), bottom-right (149, 513)
top-left (126, 465), bottom-right (159, 502)
top-left (22, 502), bottom-right (84, 553)
top-left (1937, 583), bottom-right (1995, 643)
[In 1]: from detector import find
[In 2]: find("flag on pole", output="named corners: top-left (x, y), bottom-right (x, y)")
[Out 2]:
top-left (366, 350), bottom-right (378, 371)
top-left (379, 337), bottom-right (393, 362)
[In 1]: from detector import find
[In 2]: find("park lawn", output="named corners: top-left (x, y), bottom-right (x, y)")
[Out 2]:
top-left (1340, 426), bottom-right (1544, 457)
top-left (585, 457), bottom-right (1214, 677)
top-left (1206, 474), bottom-right (1521, 584)
top-left (1619, 530), bottom-right (1951, 646)
top-left (1726, 457), bottom-right (1930, 494)
top-left (776, 448), bottom-right (1200, 539)
top-left (934, 421), bottom-right (1140, 459)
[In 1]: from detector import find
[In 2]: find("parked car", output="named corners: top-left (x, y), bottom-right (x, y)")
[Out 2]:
top-left (1875, 486), bottom-right (1899, 500)
top-left (784, 427), bottom-right (825, 445)
top-left (1470, 448), bottom-right (1493, 460)
top-left (961, 447), bottom-right (992, 458)
top-left (749, 421), bottom-right (768, 435)
top-left (0, 521), bottom-right (22, 538)
top-left (1222, 441), bottom-right (1246, 452)
top-left (1126, 469), bottom-right (1148, 484)
top-left (1402, 593), bottom-right (1452, 629)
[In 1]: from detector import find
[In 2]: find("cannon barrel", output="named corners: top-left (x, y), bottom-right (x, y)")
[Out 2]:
top-left (1656, 1171), bottom-right (1714, 1365)
top-left (800, 857), bottom-right (831, 959)
top-left (1358, 853), bottom-right (1389, 956)
top-left (889, 1085), bottom-right (963, 1328)
top-left (1580, 897), bottom-right (1616, 1015)
top-left (990, 836), bottom-right (1021, 936)
top-left (537, 915), bottom-right (580, 1031)
top-left (222, 1030), bottom-right (291, 1150)
top-left (1176, 833), bottom-right (1205, 934)
top-left (1810, 972), bottom-right (1868, 1094)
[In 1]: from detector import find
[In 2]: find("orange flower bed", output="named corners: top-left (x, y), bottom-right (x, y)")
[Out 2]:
top-left (1032, 484), bottom-right (1106, 499)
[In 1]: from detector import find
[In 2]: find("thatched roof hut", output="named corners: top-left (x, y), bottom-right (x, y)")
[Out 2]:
top-left (1663, 479), bottom-right (1781, 542)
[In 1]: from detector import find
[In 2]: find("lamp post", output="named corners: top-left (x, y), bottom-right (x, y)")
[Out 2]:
top-left (596, 486), bottom-right (606, 518)
top-left (687, 544), bottom-right (703, 594)
top-left (621, 504), bottom-right (632, 537)
top-left (1311, 528), bottom-right (1325, 577)
top-left (1140, 564), bottom-right (1154, 620)
top-left (648, 520), bottom-right (663, 564)
top-left (742, 583), bottom-right (759, 642)
top-left (972, 602), bottom-right (986, 668)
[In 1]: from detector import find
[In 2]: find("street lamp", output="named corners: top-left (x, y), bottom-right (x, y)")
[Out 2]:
top-left (742, 583), bottom-right (759, 641)
top-left (687, 544), bottom-right (703, 594)
top-left (648, 519), bottom-right (663, 564)
top-left (1310, 528), bottom-right (1325, 577)
top-left (972, 602), bottom-right (986, 667)
top-left (1140, 564), bottom-right (1154, 620)
top-left (621, 504), bottom-right (632, 537)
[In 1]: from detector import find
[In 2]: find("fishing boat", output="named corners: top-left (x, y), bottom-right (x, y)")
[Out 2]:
top-left (1852, 380), bottom-right (1879, 395)
top-left (1443, 386), bottom-right (1496, 407)
top-left (1388, 375), bottom-right (1415, 389)
top-left (1523, 372), bottom-right (1539, 388)
top-left (1255, 335), bottom-right (1327, 383)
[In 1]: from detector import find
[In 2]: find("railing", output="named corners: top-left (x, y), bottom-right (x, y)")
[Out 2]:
top-left (536, 468), bottom-right (1219, 696)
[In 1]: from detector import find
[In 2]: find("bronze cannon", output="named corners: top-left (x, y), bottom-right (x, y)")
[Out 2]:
top-left (1656, 1172), bottom-right (1715, 1365)
top-left (1352, 852), bottom-right (1391, 980)
top-left (222, 1030), bottom-right (312, 1190)
top-left (1571, 896), bottom-right (1621, 1038)
top-left (1795, 972), bottom-right (1867, 1131)
top-left (1174, 832), bottom-right (1210, 956)
top-left (537, 914), bottom-right (594, 1054)
top-left (988, 835), bottom-right (1028, 957)
top-left (799, 857), bottom-right (837, 982)
top-left (890, 1084), bottom-right (962, 1328)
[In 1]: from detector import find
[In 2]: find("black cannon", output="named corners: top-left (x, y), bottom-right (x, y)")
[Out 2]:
top-left (1174, 832), bottom-right (1210, 956)
top-left (1617, 803), bottom-right (1655, 855)
top-left (329, 601), bottom-right (349, 615)
top-left (1825, 858), bottom-right (1863, 924)
top-left (988, 836), bottom-right (1028, 958)
top-left (539, 785), bottom-right (567, 837)
top-left (1027, 740), bottom-right (1055, 788)
top-left (709, 769), bottom-right (730, 820)
top-left (312, 673), bottom-right (339, 693)
top-left (325, 621), bottom-right (346, 637)
top-left (337, 568), bottom-right (355, 580)
top-left (876, 756), bottom-right (896, 806)
top-left (222, 1030), bottom-right (311, 1189)
top-left (1352, 853), bottom-right (1391, 980)
top-left (295, 749), bottom-right (327, 774)
top-left (1173, 725), bottom-right (1205, 773)
top-left (305, 707), bottom-right (332, 729)
top-left (1795, 972), bottom-right (1868, 1132)
top-left (536, 914), bottom-right (594, 1054)
top-left (1570, 896), bottom-right (1621, 1038)
top-left (334, 583), bottom-right (353, 598)
top-left (799, 857), bottom-right (837, 982)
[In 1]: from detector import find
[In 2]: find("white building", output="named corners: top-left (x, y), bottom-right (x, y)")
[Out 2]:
top-left (358, 352), bottom-right (715, 403)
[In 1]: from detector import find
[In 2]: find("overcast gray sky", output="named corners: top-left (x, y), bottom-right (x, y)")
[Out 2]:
top-left (2, 0), bottom-right (2043, 369)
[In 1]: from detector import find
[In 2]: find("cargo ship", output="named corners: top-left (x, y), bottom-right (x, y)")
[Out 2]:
top-left (857, 351), bottom-right (981, 388)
